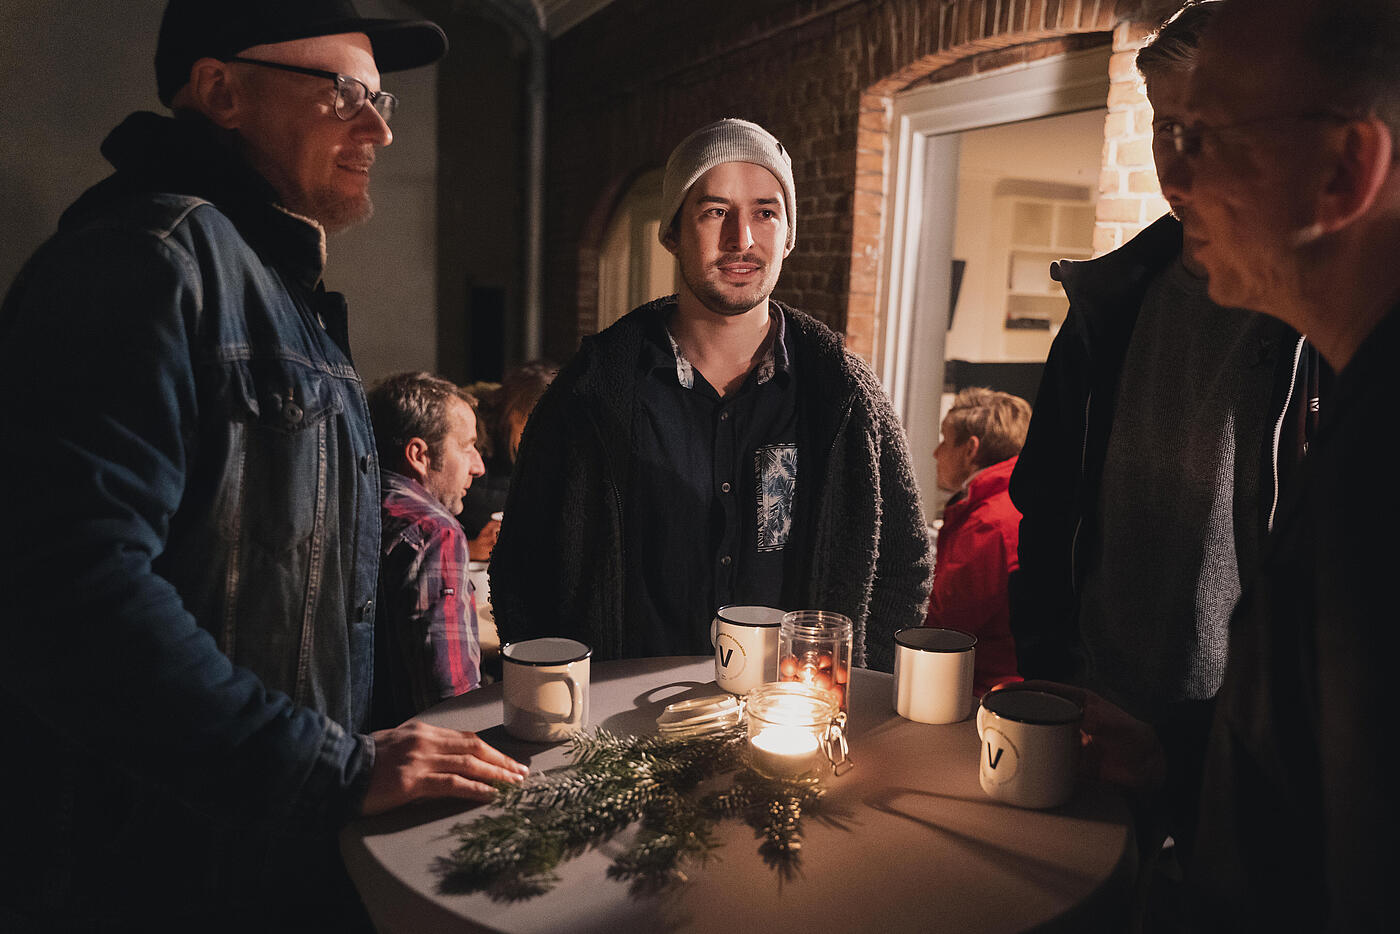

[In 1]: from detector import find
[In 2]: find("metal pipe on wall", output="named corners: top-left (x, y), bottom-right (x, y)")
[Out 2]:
top-left (521, 12), bottom-right (545, 361)
top-left (451, 0), bottom-right (546, 361)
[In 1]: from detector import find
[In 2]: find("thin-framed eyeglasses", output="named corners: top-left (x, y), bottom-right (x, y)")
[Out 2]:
top-left (1167, 111), bottom-right (1352, 157)
top-left (227, 57), bottom-right (396, 124)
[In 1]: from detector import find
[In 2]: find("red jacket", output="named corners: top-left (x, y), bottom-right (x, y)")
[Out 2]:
top-left (925, 455), bottom-right (1022, 695)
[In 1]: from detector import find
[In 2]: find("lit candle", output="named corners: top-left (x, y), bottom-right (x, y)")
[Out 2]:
top-left (750, 725), bottom-right (820, 777)
top-left (747, 691), bottom-right (827, 777)
top-left (752, 726), bottom-right (819, 756)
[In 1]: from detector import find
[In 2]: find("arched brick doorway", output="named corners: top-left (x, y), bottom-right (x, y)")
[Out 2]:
top-left (844, 4), bottom-right (1128, 362)
top-left (547, 1), bottom-right (1174, 364)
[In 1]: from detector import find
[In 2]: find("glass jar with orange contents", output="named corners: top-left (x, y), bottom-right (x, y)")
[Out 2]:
top-left (778, 610), bottom-right (852, 713)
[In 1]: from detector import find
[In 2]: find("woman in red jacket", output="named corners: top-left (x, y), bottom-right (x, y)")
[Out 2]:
top-left (927, 387), bottom-right (1032, 696)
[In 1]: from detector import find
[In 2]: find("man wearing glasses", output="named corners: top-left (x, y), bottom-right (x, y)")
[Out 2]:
top-left (1167, 0), bottom-right (1400, 926)
top-left (1050, 0), bottom-right (1398, 928)
top-left (0, 2), bottom-right (526, 929)
top-left (1009, 0), bottom-right (1319, 877)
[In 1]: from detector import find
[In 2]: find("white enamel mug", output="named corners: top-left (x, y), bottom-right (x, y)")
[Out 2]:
top-left (501, 638), bottom-right (591, 743)
top-left (892, 627), bottom-right (976, 723)
top-left (467, 561), bottom-right (491, 609)
top-left (710, 605), bottom-right (784, 695)
top-left (977, 689), bottom-right (1082, 809)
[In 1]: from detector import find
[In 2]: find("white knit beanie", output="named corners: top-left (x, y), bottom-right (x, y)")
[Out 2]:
top-left (660, 118), bottom-right (797, 251)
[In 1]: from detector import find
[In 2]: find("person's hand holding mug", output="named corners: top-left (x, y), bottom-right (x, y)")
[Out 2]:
top-left (990, 680), bottom-right (1167, 794)
top-left (469, 518), bottom-right (501, 562)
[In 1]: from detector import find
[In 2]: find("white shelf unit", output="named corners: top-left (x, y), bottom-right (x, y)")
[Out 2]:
top-left (1001, 197), bottom-right (1094, 332)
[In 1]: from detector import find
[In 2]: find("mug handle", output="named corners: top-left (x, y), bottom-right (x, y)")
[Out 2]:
top-left (533, 673), bottom-right (584, 724)
top-left (566, 673), bottom-right (584, 725)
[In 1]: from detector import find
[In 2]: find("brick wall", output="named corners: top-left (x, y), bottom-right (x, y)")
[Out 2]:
top-left (1094, 19), bottom-right (1169, 254)
top-left (545, 0), bottom-right (1166, 364)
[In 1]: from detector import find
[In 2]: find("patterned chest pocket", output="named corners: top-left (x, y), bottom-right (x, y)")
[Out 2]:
top-left (755, 443), bottom-right (798, 552)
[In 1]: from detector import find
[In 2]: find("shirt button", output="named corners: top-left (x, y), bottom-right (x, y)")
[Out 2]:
top-left (719, 411), bottom-right (730, 421)
top-left (720, 555), bottom-right (732, 567)
top-left (721, 482), bottom-right (732, 493)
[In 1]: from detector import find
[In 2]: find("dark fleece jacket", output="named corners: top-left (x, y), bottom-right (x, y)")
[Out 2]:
top-left (490, 296), bottom-right (933, 672)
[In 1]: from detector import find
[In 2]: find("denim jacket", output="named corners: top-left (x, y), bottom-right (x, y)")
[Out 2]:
top-left (0, 112), bottom-right (378, 921)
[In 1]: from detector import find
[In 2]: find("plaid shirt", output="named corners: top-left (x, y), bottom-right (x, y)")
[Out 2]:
top-left (374, 470), bottom-right (480, 728)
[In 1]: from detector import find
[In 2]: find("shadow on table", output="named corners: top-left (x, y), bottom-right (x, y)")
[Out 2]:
top-left (867, 786), bottom-right (1098, 889)
top-left (866, 785), bottom-right (1135, 930)
top-left (469, 722), bottom-right (563, 765)
top-left (356, 795), bottom-right (483, 838)
top-left (599, 679), bottom-right (717, 736)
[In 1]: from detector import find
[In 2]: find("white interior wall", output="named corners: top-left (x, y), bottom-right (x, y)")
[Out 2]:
top-left (946, 107), bottom-right (1106, 364)
top-left (326, 63), bottom-right (438, 383)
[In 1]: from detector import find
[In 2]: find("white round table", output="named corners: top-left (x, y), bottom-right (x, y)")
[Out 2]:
top-left (341, 657), bottom-right (1135, 933)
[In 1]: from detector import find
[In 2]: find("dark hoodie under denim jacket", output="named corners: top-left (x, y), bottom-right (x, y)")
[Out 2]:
top-left (0, 112), bottom-right (379, 923)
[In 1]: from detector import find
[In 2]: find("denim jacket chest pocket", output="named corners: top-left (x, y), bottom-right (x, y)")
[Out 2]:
top-left (195, 352), bottom-right (367, 719)
top-left (228, 357), bottom-right (345, 554)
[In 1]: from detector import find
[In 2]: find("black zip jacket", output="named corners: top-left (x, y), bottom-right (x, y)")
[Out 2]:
top-left (1007, 214), bottom-right (1320, 682)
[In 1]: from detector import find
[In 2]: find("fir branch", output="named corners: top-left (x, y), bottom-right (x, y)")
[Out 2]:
top-left (439, 724), bottom-right (828, 899)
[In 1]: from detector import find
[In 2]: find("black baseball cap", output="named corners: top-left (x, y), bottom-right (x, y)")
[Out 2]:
top-left (156, 0), bottom-right (448, 106)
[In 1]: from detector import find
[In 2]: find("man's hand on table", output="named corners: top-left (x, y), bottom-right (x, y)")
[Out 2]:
top-left (360, 720), bottom-right (530, 815)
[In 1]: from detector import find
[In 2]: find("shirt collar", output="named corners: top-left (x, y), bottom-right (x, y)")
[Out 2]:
top-left (652, 302), bottom-right (792, 390)
top-left (381, 469), bottom-right (460, 524)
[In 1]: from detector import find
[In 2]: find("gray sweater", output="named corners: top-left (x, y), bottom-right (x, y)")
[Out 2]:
top-left (1078, 258), bottom-right (1280, 719)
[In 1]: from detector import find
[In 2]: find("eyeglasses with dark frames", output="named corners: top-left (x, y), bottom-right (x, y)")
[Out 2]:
top-left (227, 57), bottom-right (396, 124)
top-left (1166, 111), bottom-right (1352, 157)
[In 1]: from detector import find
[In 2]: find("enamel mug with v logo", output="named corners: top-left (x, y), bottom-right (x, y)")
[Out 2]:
top-left (710, 605), bottom-right (783, 695)
top-left (977, 688), bottom-right (1082, 809)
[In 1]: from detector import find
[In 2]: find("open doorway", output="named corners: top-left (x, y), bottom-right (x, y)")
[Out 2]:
top-left (597, 169), bottom-right (679, 331)
top-left (877, 46), bottom-right (1111, 514)
top-left (944, 111), bottom-right (1102, 385)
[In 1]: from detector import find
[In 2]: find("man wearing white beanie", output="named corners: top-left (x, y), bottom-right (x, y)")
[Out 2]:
top-left (492, 118), bottom-right (933, 672)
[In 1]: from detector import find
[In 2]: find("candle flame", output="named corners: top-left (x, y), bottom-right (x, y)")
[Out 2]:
top-left (751, 727), bottom-right (819, 756)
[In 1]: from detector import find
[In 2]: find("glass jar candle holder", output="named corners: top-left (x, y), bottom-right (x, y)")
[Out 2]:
top-left (746, 682), bottom-right (852, 779)
top-left (779, 610), bottom-right (853, 713)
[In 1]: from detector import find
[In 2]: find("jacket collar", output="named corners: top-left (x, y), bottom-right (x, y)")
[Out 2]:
top-left (1050, 213), bottom-right (1183, 366)
top-left (643, 303), bottom-right (794, 390)
top-left (948, 455), bottom-right (1018, 511)
top-left (1052, 213), bottom-right (1183, 317)
top-left (573, 295), bottom-right (856, 423)
top-left (63, 111), bottom-right (328, 292)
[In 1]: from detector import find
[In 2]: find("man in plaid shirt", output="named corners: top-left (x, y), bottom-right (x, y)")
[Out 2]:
top-left (369, 372), bottom-right (487, 728)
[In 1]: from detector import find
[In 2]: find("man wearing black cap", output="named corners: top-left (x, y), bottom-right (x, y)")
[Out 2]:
top-left (0, 2), bottom-right (527, 928)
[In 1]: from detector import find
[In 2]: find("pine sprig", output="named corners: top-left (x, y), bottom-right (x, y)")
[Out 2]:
top-left (439, 724), bottom-right (829, 898)
top-left (705, 768), bottom-right (826, 881)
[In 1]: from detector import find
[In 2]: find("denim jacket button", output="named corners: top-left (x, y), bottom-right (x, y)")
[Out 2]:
top-left (359, 598), bottom-right (374, 621)
top-left (282, 401), bottom-right (304, 425)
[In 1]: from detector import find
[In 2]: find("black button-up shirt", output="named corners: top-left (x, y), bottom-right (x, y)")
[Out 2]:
top-left (626, 306), bottom-right (800, 656)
